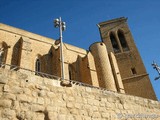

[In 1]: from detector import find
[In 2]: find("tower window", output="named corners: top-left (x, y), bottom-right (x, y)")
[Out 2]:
top-left (131, 68), bottom-right (137, 75)
top-left (110, 32), bottom-right (120, 53)
top-left (118, 30), bottom-right (129, 51)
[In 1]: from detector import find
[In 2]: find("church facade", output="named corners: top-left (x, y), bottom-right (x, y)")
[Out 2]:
top-left (0, 17), bottom-right (157, 100)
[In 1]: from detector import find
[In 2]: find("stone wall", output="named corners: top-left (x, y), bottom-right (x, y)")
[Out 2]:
top-left (0, 68), bottom-right (160, 120)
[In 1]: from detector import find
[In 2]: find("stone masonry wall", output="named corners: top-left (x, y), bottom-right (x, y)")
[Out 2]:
top-left (0, 68), bottom-right (160, 120)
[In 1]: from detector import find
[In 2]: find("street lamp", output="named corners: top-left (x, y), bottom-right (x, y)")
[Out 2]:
top-left (54, 17), bottom-right (66, 80)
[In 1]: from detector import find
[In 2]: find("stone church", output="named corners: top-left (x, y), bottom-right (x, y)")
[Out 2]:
top-left (0, 17), bottom-right (157, 100)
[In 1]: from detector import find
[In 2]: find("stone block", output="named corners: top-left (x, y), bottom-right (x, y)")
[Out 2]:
top-left (92, 112), bottom-right (101, 118)
top-left (100, 102), bottom-right (105, 107)
top-left (31, 104), bottom-right (45, 112)
top-left (101, 112), bottom-right (110, 118)
top-left (106, 102), bottom-right (112, 108)
top-left (48, 112), bottom-right (57, 120)
top-left (93, 100), bottom-right (99, 106)
top-left (86, 87), bottom-right (91, 92)
top-left (99, 107), bottom-right (106, 112)
top-left (36, 112), bottom-right (45, 120)
top-left (19, 102), bottom-right (31, 111)
top-left (70, 108), bottom-right (79, 115)
top-left (66, 102), bottom-right (74, 108)
top-left (65, 88), bottom-right (73, 95)
top-left (44, 98), bottom-right (50, 105)
top-left (32, 91), bottom-right (38, 97)
top-left (0, 75), bottom-right (8, 84)
top-left (66, 116), bottom-right (74, 120)
top-left (12, 101), bottom-right (19, 110)
top-left (23, 88), bottom-right (31, 95)
top-left (80, 110), bottom-right (88, 116)
top-left (59, 107), bottom-right (68, 114)
top-left (2, 93), bottom-right (16, 100)
top-left (25, 111), bottom-right (35, 120)
top-left (38, 90), bottom-right (46, 97)
top-left (47, 91), bottom-right (55, 98)
top-left (57, 114), bottom-right (66, 120)
top-left (73, 115), bottom-right (82, 120)
top-left (82, 116), bottom-right (92, 120)
top-left (68, 96), bottom-right (75, 101)
top-left (10, 86), bottom-right (23, 94)
top-left (35, 84), bottom-right (49, 91)
top-left (17, 94), bottom-right (29, 103)
top-left (3, 85), bottom-right (10, 92)
top-left (0, 99), bottom-right (12, 108)
top-left (56, 100), bottom-right (66, 107)
top-left (0, 84), bottom-right (4, 91)
top-left (123, 103), bottom-right (131, 110)
top-left (74, 103), bottom-right (81, 109)
top-left (88, 99), bottom-right (94, 105)
top-left (92, 106), bottom-right (98, 111)
top-left (62, 94), bottom-right (67, 101)
top-left (46, 106), bottom-right (58, 112)
top-left (17, 72), bottom-right (28, 80)
top-left (1, 108), bottom-right (16, 119)
top-left (37, 97), bottom-right (44, 105)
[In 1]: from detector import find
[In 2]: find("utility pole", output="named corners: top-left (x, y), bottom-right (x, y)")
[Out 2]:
top-left (54, 17), bottom-right (66, 80)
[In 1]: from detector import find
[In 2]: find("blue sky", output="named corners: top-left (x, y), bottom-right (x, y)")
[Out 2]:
top-left (0, 0), bottom-right (160, 100)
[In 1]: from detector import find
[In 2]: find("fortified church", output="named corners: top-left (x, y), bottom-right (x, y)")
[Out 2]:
top-left (0, 17), bottom-right (157, 100)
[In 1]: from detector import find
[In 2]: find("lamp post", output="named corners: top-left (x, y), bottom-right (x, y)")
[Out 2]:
top-left (54, 17), bottom-right (66, 80)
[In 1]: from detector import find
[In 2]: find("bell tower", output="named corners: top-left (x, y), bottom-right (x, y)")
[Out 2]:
top-left (98, 17), bottom-right (157, 100)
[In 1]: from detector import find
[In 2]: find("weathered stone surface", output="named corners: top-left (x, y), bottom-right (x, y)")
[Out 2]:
top-left (48, 112), bottom-right (57, 120)
top-left (0, 69), bottom-right (160, 120)
top-left (31, 104), bottom-right (45, 112)
top-left (10, 86), bottom-right (23, 94)
top-left (35, 112), bottom-right (45, 120)
top-left (57, 114), bottom-right (66, 120)
top-left (2, 93), bottom-right (16, 100)
top-left (3, 85), bottom-right (10, 92)
top-left (0, 75), bottom-right (8, 84)
top-left (66, 102), bottom-right (74, 108)
top-left (0, 99), bottom-right (12, 108)
top-left (23, 88), bottom-right (31, 95)
top-left (47, 91), bottom-right (55, 98)
top-left (1, 108), bottom-right (16, 119)
top-left (17, 94), bottom-right (29, 103)
top-left (0, 84), bottom-right (4, 91)
top-left (46, 106), bottom-right (58, 112)
top-left (12, 101), bottom-right (20, 110)
top-left (37, 97), bottom-right (44, 105)
top-left (92, 112), bottom-right (101, 118)
top-left (101, 112), bottom-right (110, 118)
top-left (70, 108), bottom-right (79, 115)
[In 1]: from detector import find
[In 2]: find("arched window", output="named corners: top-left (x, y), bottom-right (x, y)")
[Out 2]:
top-left (35, 58), bottom-right (41, 75)
top-left (0, 48), bottom-right (4, 65)
top-left (110, 32), bottom-right (120, 53)
top-left (118, 30), bottom-right (129, 51)
top-left (69, 64), bottom-right (73, 80)
top-left (0, 42), bottom-right (8, 67)
top-left (69, 69), bottom-right (72, 80)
